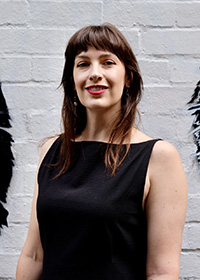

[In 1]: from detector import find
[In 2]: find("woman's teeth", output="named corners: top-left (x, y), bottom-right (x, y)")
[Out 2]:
top-left (87, 86), bottom-right (107, 91)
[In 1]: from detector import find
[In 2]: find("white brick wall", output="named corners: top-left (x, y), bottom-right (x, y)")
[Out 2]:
top-left (0, 1), bottom-right (199, 279)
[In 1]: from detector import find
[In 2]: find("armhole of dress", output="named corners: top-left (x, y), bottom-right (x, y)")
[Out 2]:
top-left (142, 139), bottom-right (162, 210)
top-left (37, 136), bottom-right (60, 184)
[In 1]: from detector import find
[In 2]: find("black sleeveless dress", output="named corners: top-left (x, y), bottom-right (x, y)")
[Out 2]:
top-left (37, 137), bottom-right (160, 280)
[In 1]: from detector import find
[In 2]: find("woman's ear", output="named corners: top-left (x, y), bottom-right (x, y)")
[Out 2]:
top-left (125, 72), bottom-right (133, 88)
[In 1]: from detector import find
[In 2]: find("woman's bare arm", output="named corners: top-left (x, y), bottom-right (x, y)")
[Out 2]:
top-left (145, 141), bottom-right (187, 280)
top-left (16, 179), bottom-right (43, 280)
top-left (16, 137), bottom-right (58, 280)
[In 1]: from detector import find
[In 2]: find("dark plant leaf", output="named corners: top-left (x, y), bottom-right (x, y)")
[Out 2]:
top-left (0, 202), bottom-right (8, 228)
top-left (0, 82), bottom-right (11, 128)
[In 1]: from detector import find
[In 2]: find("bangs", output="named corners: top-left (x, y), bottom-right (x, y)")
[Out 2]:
top-left (67, 25), bottom-right (128, 61)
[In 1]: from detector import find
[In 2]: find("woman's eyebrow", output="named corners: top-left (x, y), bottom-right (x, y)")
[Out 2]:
top-left (75, 55), bottom-right (89, 60)
top-left (75, 53), bottom-right (115, 60)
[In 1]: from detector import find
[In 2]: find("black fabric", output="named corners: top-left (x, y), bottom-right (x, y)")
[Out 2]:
top-left (37, 137), bottom-right (161, 280)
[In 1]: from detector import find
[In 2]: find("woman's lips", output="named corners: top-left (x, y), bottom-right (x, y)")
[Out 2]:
top-left (86, 86), bottom-right (108, 95)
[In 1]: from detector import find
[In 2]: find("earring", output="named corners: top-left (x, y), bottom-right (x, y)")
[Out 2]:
top-left (74, 93), bottom-right (78, 111)
top-left (125, 87), bottom-right (129, 97)
top-left (73, 93), bottom-right (78, 134)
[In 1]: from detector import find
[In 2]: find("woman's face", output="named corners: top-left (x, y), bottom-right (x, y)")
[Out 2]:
top-left (73, 47), bottom-right (129, 113)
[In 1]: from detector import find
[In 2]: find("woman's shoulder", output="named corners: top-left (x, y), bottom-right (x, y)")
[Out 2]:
top-left (148, 140), bottom-right (185, 186)
top-left (39, 136), bottom-right (60, 165)
top-left (151, 140), bottom-right (180, 164)
top-left (132, 129), bottom-right (181, 166)
top-left (132, 128), bottom-right (177, 152)
top-left (130, 129), bottom-right (152, 144)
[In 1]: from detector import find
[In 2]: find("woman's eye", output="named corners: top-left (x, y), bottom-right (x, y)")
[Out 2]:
top-left (104, 60), bottom-right (116, 66)
top-left (77, 62), bottom-right (89, 68)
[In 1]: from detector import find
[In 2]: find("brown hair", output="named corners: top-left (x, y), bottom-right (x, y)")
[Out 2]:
top-left (57, 23), bottom-right (143, 177)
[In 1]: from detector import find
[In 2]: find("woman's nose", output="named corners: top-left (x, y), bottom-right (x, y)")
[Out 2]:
top-left (89, 65), bottom-right (103, 82)
top-left (89, 74), bottom-right (103, 82)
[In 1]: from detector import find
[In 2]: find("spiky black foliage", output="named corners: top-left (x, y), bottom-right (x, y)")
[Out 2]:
top-left (0, 83), bottom-right (14, 230)
top-left (0, 83), bottom-right (11, 128)
top-left (188, 80), bottom-right (200, 166)
top-left (188, 80), bottom-right (200, 104)
top-left (0, 129), bottom-right (14, 203)
top-left (0, 203), bottom-right (8, 228)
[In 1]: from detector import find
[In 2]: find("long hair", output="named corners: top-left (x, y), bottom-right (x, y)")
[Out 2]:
top-left (56, 24), bottom-right (143, 177)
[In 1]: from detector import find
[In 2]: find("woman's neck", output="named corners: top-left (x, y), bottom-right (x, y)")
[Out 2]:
top-left (77, 121), bottom-right (111, 142)
top-left (76, 109), bottom-right (117, 142)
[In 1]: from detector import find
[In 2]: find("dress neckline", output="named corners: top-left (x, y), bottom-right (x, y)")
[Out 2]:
top-left (73, 139), bottom-right (159, 146)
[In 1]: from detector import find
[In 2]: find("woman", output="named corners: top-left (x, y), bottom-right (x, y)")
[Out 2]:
top-left (16, 24), bottom-right (187, 280)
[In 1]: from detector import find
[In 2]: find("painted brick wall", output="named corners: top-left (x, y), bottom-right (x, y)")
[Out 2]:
top-left (0, 1), bottom-right (199, 279)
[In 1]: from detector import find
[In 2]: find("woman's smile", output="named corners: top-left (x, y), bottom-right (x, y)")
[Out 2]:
top-left (85, 85), bottom-right (108, 95)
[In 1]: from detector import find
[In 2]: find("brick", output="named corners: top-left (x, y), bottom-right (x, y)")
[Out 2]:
top-left (0, 278), bottom-right (14, 280)
top-left (29, 2), bottom-right (102, 27)
top-left (170, 57), bottom-right (200, 84)
top-left (7, 112), bottom-right (29, 140)
top-left (2, 86), bottom-right (62, 140)
top-left (140, 113), bottom-right (191, 144)
top-left (0, 29), bottom-right (71, 55)
top-left (177, 142), bottom-right (200, 175)
top-left (23, 167), bottom-right (38, 193)
top-left (103, 2), bottom-right (176, 27)
top-left (0, 57), bottom-right (31, 82)
top-left (3, 84), bottom-right (63, 113)
top-left (182, 223), bottom-right (200, 250)
top-left (139, 59), bottom-right (170, 84)
top-left (186, 195), bottom-right (200, 222)
top-left (0, 254), bottom-right (18, 278)
top-left (180, 252), bottom-right (200, 278)
top-left (2, 101), bottom-right (62, 142)
top-left (26, 110), bottom-right (61, 141)
top-left (142, 30), bottom-right (200, 55)
top-left (139, 87), bottom-right (192, 144)
top-left (10, 165), bottom-right (37, 196)
top-left (119, 30), bottom-right (140, 55)
top-left (6, 196), bottom-right (32, 223)
top-left (103, 2), bottom-right (136, 27)
top-left (7, 168), bottom-right (24, 196)
top-left (12, 141), bottom-right (40, 167)
top-left (0, 1), bottom-right (28, 25)
top-left (139, 86), bottom-right (194, 114)
top-left (176, 3), bottom-right (200, 27)
top-left (0, 224), bottom-right (28, 253)
top-left (31, 57), bottom-right (64, 82)
top-left (139, 113), bottom-right (176, 142)
top-left (135, 2), bottom-right (176, 27)
top-left (186, 178), bottom-right (200, 197)
top-left (184, 139), bottom-right (199, 166)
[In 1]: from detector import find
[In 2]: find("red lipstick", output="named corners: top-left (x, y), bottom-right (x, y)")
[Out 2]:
top-left (85, 85), bottom-right (108, 95)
